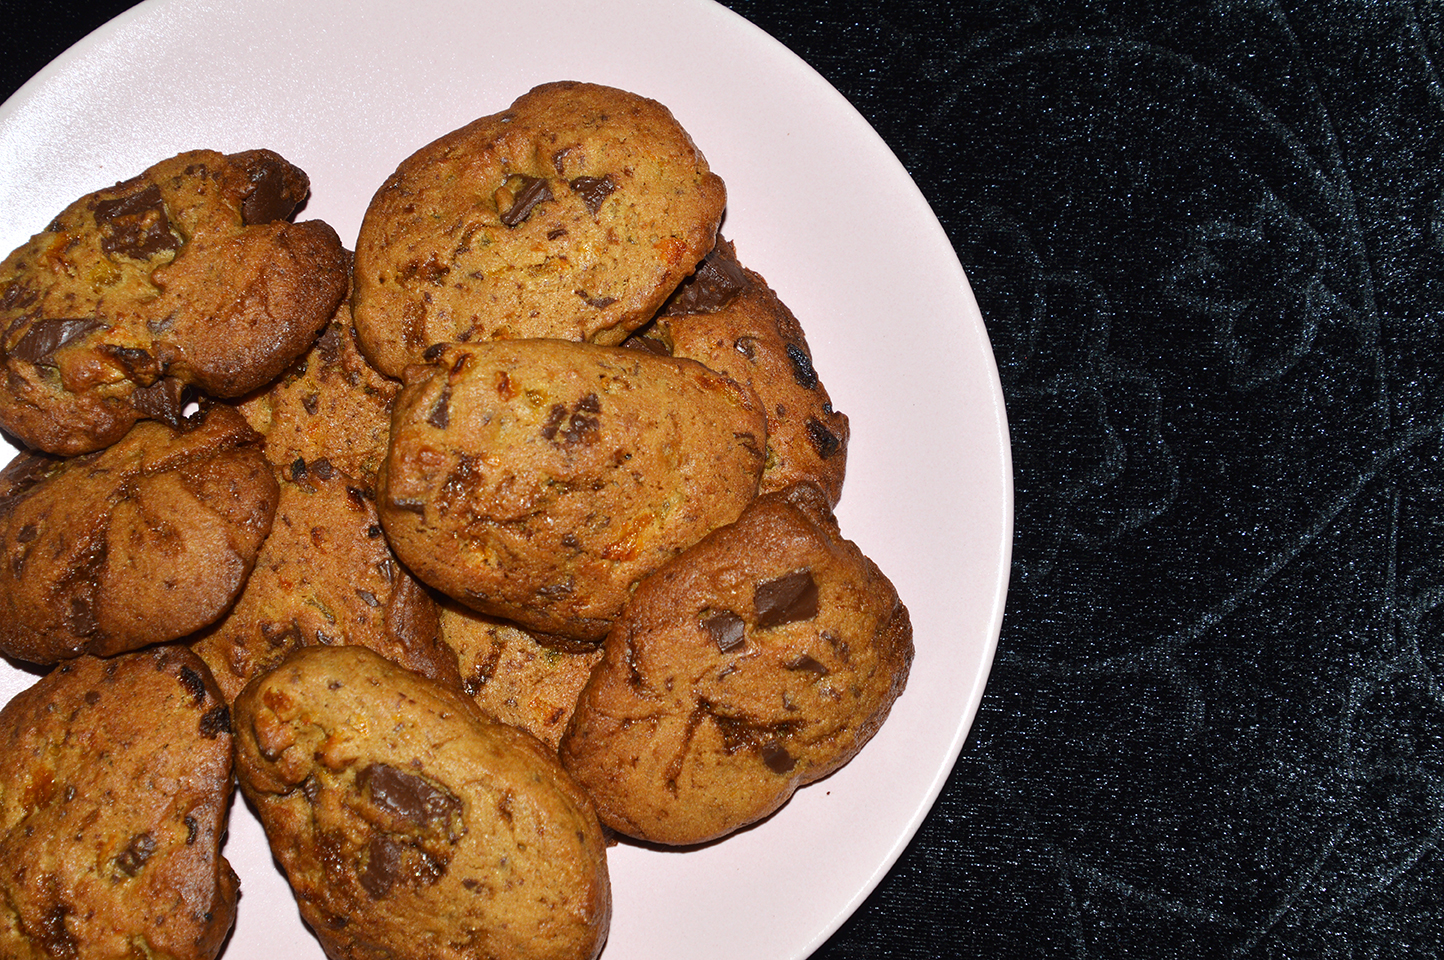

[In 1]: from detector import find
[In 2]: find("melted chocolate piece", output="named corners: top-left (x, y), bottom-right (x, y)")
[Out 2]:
top-left (499, 175), bottom-right (553, 227)
top-left (540, 395), bottom-right (601, 446)
top-left (357, 763), bottom-right (462, 833)
top-left (130, 378), bottom-right (192, 429)
top-left (575, 290), bottom-right (617, 309)
top-left (785, 344), bottom-right (818, 390)
top-left (569, 175), bottom-right (616, 215)
top-left (241, 155), bottom-right (299, 225)
top-left (806, 417), bottom-right (841, 459)
top-left (754, 570), bottom-right (819, 628)
top-left (427, 385), bottom-right (451, 429)
top-left (703, 610), bottom-right (746, 652)
top-left (93, 184), bottom-right (180, 260)
top-left (621, 333), bottom-right (673, 357)
top-left (667, 241), bottom-right (749, 315)
top-left (359, 834), bottom-right (404, 899)
top-left (761, 741), bottom-right (796, 774)
top-left (199, 704), bottom-right (231, 739)
top-left (178, 665), bottom-right (208, 704)
top-left (786, 654), bottom-right (829, 675)
top-left (9, 318), bottom-right (106, 366)
top-left (115, 832), bottom-right (156, 876)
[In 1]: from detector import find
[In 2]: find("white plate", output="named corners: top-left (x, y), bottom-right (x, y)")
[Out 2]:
top-left (0, 1), bottom-right (1012, 957)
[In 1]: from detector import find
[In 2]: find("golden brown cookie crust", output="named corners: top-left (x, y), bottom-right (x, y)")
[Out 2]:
top-left (0, 148), bottom-right (348, 455)
top-left (0, 403), bottom-right (278, 664)
top-left (440, 602), bottom-right (603, 751)
top-left (233, 645), bottom-right (611, 960)
top-left (378, 339), bottom-right (768, 642)
top-left (559, 483), bottom-right (912, 845)
top-left (191, 458), bottom-right (456, 703)
top-left (237, 277), bottom-right (401, 485)
top-left (352, 81), bottom-right (726, 378)
top-left (0, 646), bottom-right (238, 960)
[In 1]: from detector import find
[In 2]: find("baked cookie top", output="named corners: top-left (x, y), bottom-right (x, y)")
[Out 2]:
top-left (0, 148), bottom-right (348, 455)
top-left (232, 645), bottom-right (611, 960)
top-left (237, 282), bottom-right (401, 484)
top-left (352, 81), bottom-right (726, 378)
top-left (190, 458), bottom-right (457, 703)
top-left (0, 403), bottom-right (278, 664)
top-left (0, 646), bottom-right (238, 960)
top-left (378, 339), bottom-right (767, 642)
top-left (559, 482), bottom-right (913, 845)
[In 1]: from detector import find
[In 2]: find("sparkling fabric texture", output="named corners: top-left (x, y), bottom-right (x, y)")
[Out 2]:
top-left (708, 2), bottom-right (1444, 956)
top-left (6, 1), bottom-right (1444, 957)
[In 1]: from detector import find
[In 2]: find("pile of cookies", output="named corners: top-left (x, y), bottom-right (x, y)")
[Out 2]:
top-left (0, 82), bottom-right (912, 960)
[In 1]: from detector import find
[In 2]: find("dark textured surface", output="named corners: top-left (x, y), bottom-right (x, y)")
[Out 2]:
top-left (7, 1), bottom-right (1444, 957)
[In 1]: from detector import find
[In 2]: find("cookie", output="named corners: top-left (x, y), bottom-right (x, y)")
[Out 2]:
top-left (232, 645), bottom-right (611, 960)
top-left (0, 645), bottom-right (238, 960)
top-left (440, 602), bottom-right (603, 751)
top-left (378, 339), bottom-right (767, 643)
top-left (0, 403), bottom-right (278, 665)
top-left (191, 457), bottom-right (459, 703)
top-left (0, 148), bottom-right (348, 455)
top-left (628, 237), bottom-right (850, 505)
top-left (237, 276), bottom-right (401, 484)
top-left (558, 482), bottom-right (912, 845)
top-left (352, 81), bottom-right (726, 378)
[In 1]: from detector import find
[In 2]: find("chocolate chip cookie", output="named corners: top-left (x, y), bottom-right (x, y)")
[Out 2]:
top-left (352, 81), bottom-right (726, 378)
top-left (0, 148), bottom-right (348, 455)
top-left (233, 645), bottom-right (611, 960)
top-left (191, 457), bottom-right (459, 703)
top-left (0, 645), bottom-right (238, 960)
top-left (0, 403), bottom-right (278, 665)
top-left (559, 482), bottom-right (912, 845)
top-left (378, 339), bottom-right (767, 643)
top-left (628, 237), bottom-right (851, 505)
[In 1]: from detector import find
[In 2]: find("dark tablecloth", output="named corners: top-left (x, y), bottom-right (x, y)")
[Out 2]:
top-left (6, 2), bottom-right (1443, 957)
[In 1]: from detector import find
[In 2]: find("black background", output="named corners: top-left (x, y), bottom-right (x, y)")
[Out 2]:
top-left (6, 2), bottom-right (1444, 957)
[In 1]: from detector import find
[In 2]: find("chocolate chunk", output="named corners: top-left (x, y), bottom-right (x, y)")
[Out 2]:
top-left (621, 333), bottom-right (673, 357)
top-left (806, 417), bottom-right (841, 459)
top-left (785, 344), bottom-right (818, 389)
top-left (9, 318), bottom-right (107, 366)
top-left (177, 665), bottom-right (208, 704)
top-left (569, 175), bottom-right (616, 215)
top-left (93, 184), bottom-right (181, 260)
top-left (427, 385), bottom-right (451, 429)
top-left (754, 570), bottom-right (819, 628)
top-left (130, 377), bottom-right (192, 429)
top-left (360, 834), bottom-right (404, 899)
top-left (241, 156), bottom-right (299, 225)
top-left (786, 654), bottom-right (829, 675)
top-left (36, 904), bottom-right (77, 960)
top-left (703, 610), bottom-right (746, 652)
top-left (666, 242), bottom-right (749, 315)
top-left (199, 704), bottom-right (231, 739)
top-left (115, 832), bottom-right (156, 876)
top-left (311, 457), bottom-right (335, 481)
top-left (499, 175), bottom-right (553, 227)
top-left (357, 764), bottom-right (462, 833)
top-left (760, 741), bottom-right (796, 774)
top-left (575, 290), bottom-right (617, 309)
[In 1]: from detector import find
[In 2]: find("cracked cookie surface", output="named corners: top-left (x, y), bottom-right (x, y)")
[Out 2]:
top-left (559, 483), bottom-right (912, 845)
top-left (0, 403), bottom-right (278, 664)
